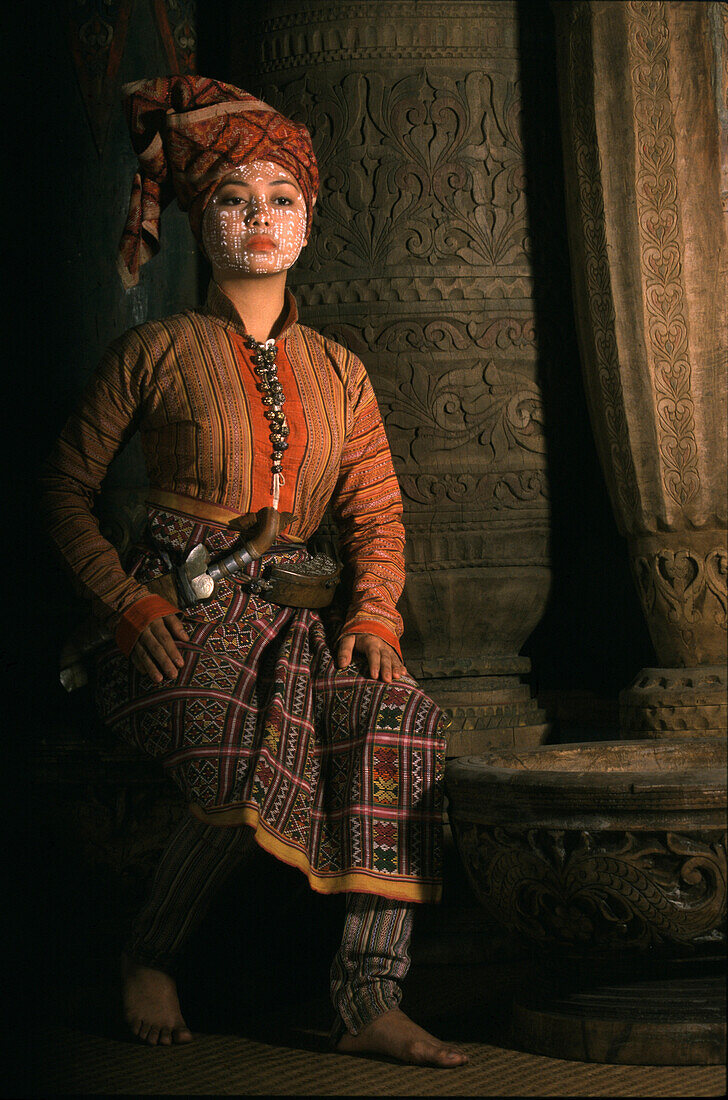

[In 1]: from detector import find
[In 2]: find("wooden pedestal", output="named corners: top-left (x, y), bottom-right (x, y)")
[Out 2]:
top-left (511, 959), bottom-right (726, 1065)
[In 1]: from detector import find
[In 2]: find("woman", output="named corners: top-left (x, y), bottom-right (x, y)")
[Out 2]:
top-left (42, 76), bottom-right (467, 1068)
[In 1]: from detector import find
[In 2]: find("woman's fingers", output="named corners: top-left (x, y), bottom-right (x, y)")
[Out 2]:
top-left (362, 637), bottom-right (403, 683)
top-left (131, 615), bottom-right (189, 682)
top-left (164, 613), bottom-right (189, 643)
top-left (337, 635), bottom-right (355, 668)
top-left (129, 649), bottom-right (145, 676)
top-left (149, 619), bottom-right (184, 669)
top-left (131, 645), bottom-right (164, 684)
top-left (367, 643), bottom-right (382, 681)
top-left (377, 648), bottom-right (403, 683)
top-left (338, 633), bottom-right (408, 682)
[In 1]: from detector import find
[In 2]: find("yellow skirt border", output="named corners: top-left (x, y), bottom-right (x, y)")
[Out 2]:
top-left (189, 801), bottom-right (443, 905)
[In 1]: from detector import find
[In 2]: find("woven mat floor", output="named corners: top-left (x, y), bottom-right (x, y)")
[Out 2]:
top-left (13, 963), bottom-right (726, 1097)
top-left (13, 831), bottom-right (726, 1097)
top-left (18, 1023), bottom-right (726, 1097)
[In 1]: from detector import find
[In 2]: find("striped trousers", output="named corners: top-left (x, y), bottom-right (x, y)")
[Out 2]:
top-left (126, 815), bottom-right (413, 1036)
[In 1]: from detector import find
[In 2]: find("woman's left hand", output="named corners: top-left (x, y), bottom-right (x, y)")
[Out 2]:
top-left (337, 633), bottom-right (407, 683)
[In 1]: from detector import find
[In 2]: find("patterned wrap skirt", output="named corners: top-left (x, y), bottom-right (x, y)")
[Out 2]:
top-left (95, 508), bottom-right (447, 903)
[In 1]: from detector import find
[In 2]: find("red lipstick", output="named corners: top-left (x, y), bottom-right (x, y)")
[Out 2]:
top-left (245, 234), bottom-right (277, 252)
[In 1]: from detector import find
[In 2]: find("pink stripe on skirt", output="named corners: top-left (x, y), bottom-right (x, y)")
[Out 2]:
top-left (95, 509), bottom-right (446, 902)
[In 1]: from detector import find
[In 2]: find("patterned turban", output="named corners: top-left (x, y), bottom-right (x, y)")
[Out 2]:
top-left (117, 75), bottom-right (319, 288)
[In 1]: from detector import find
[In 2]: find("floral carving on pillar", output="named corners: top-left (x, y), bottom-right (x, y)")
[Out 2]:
top-left (376, 357), bottom-right (546, 497)
top-left (556, 0), bottom-right (727, 736)
top-left (267, 58), bottom-right (549, 529)
top-left (240, 1), bottom-right (552, 753)
top-left (628, 0), bottom-right (700, 508)
top-left (633, 544), bottom-right (728, 663)
top-left (295, 68), bottom-right (528, 273)
top-left (456, 821), bottom-right (728, 952)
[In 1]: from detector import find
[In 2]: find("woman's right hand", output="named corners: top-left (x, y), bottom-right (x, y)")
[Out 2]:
top-left (130, 614), bottom-right (189, 683)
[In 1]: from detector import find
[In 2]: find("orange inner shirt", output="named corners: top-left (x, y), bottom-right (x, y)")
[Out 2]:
top-left (228, 331), bottom-right (309, 517)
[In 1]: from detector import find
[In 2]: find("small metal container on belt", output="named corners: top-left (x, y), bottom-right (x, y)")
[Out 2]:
top-left (243, 553), bottom-right (341, 609)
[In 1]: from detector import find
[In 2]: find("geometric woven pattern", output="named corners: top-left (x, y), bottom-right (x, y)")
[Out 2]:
top-left (95, 508), bottom-right (447, 904)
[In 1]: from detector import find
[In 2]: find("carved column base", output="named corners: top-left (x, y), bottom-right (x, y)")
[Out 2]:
top-left (446, 740), bottom-right (727, 1062)
top-left (630, 532), bottom-right (728, 668)
top-left (620, 665), bottom-right (728, 740)
top-left (418, 658), bottom-right (550, 756)
top-left (511, 956), bottom-right (726, 1066)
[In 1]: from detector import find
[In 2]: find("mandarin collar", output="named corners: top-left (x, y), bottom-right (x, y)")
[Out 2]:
top-left (202, 281), bottom-right (299, 343)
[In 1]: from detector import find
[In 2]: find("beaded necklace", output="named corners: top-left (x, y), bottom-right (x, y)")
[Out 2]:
top-left (244, 333), bottom-right (289, 508)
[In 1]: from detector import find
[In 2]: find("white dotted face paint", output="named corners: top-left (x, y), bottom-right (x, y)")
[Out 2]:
top-left (201, 160), bottom-right (308, 276)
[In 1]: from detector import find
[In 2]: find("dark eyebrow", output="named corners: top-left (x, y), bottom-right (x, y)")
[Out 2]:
top-left (217, 177), bottom-right (299, 189)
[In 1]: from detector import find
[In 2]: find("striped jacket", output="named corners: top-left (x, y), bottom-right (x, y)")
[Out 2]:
top-left (42, 282), bottom-right (406, 655)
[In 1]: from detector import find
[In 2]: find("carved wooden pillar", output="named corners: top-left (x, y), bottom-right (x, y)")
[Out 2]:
top-left (233, 0), bottom-right (552, 754)
top-left (554, 0), bottom-right (728, 739)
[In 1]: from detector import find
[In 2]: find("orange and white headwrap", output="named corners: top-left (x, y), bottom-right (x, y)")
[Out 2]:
top-left (117, 75), bottom-right (319, 288)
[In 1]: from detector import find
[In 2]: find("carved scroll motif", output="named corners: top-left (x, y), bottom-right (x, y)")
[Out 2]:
top-left (313, 318), bottom-right (536, 360)
top-left (706, 549), bottom-right (728, 624)
top-left (244, 3), bottom-right (552, 741)
top-left (567, 2), bottom-right (640, 524)
top-left (633, 546), bottom-right (728, 648)
top-left (267, 68), bottom-right (530, 277)
top-left (628, 0), bottom-right (700, 508)
top-left (373, 358), bottom-right (546, 468)
top-left (398, 472), bottom-right (548, 510)
top-left (456, 822), bottom-right (727, 950)
top-left (264, 62), bottom-right (548, 512)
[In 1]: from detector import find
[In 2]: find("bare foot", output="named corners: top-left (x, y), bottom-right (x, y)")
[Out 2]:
top-left (121, 954), bottom-right (193, 1046)
top-left (336, 1007), bottom-right (468, 1067)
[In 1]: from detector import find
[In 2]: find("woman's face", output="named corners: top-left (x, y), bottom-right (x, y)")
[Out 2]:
top-left (201, 160), bottom-right (308, 276)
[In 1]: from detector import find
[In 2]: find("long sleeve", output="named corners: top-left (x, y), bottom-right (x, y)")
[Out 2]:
top-left (41, 302), bottom-right (407, 657)
top-left (332, 359), bottom-right (406, 657)
top-left (39, 330), bottom-right (174, 635)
